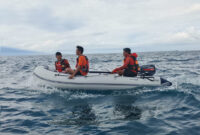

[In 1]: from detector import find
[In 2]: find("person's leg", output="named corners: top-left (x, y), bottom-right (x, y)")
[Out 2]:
top-left (65, 68), bottom-right (74, 74)
top-left (123, 69), bottom-right (137, 77)
top-left (117, 70), bottom-right (124, 76)
top-left (65, 68), bottom-right (82, 76)
top-left (75, 71), bottom-right (82, 76)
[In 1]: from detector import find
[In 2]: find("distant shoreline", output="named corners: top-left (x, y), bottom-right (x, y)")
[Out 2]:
top-left (1, 49), bottom-right (200, 56)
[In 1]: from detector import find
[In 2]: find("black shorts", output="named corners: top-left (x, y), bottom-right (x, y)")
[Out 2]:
top-left (75, 71), bottom-right (82, 76)
top-left (123, 69), bottom-right (137, 77)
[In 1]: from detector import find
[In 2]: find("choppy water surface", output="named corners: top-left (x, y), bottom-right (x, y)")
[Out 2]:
top-left (0, 51), bottom-right (200, 135)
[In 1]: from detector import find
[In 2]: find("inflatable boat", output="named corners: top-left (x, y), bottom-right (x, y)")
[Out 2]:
top-left (33, 66), bottom-right (172, 90)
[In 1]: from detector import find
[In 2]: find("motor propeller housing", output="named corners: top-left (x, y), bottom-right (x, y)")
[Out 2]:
top-left (139, 65), bottom-right (156, 76)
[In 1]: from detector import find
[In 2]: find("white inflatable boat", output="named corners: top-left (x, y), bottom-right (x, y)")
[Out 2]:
top-left (33, 66), bottom-right (172, 90)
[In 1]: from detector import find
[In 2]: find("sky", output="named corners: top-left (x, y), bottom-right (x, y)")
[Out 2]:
top-left (0, 0), bottom-right (200, 54)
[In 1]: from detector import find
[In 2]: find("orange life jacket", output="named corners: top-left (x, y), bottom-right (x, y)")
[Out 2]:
top-left (55, 59), bottom-right (70, 72)
top-left (76, 55), bottom-right (89, 76)
top-left (124, 53), bottom-right (140, 73)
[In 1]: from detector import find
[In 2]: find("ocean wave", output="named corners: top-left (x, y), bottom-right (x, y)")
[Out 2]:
top-left (1, 51), bottom-right (200, 135)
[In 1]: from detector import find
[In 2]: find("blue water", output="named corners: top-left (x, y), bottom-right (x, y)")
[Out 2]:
top-left (0, 51), bottom-right (200, 135)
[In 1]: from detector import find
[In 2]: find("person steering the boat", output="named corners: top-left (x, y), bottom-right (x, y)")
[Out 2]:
top-left (112, 48), bottom-right (139, 77)
top-left (55, 52), bottom-right (71, 73)
top-left (67, 46), bottom-right (89, 79)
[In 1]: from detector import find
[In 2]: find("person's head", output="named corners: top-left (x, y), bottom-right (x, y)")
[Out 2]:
top-left (55, 52), bottom-right (62, 61)
top-left (76, 46), bottom-right (84, 55)
top-left (123, 48), bottom-right (131, 57)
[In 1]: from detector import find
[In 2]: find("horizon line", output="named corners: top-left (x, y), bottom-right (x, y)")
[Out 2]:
top-left (1, 49), bottom-right (200, 56)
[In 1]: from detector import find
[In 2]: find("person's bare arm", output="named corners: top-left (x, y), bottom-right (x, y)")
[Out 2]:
top-left (64, 60), bottom-right (70, 68)
top-left (112, 58), bottom-right (130, 73)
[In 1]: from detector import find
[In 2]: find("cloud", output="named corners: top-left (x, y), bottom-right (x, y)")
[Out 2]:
top-left (0, 0), bottom-right (200, 53)
top-left (170, 27), bottom-right (200, 42)
top-left (187, 4), bottom-right (200, 13)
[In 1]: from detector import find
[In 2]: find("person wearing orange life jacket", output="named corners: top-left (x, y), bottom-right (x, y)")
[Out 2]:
top-left (67, 46), bottom-right (89, 79)
top-left (55, 52), bottom-right (70, 73)
top-left (112, 48), bottom-right (139, 77)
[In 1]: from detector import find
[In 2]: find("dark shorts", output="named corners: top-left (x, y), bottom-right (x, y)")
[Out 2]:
top-left (123, 69), bottom-right (137, 77)
top-left (75, 71), bottom-right (82, 76)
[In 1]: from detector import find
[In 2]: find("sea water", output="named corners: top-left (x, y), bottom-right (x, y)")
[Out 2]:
top-left (0, 51), bottom-right (200, 135)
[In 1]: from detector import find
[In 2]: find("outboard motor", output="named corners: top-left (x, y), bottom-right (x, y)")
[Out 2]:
top-left (139, 65), bottom-right (156, 76)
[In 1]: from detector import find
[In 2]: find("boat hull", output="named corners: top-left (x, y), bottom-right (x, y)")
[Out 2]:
top-left (33, 66), bottom-right (171, 90)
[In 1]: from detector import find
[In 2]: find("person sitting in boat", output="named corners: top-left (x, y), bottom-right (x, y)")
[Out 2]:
top-left (112, 48), bottom-right (139, 77)
top-left (55, 52), bottom-right (70, 73)
top-left (67, 46), bottom-right (89, 79)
